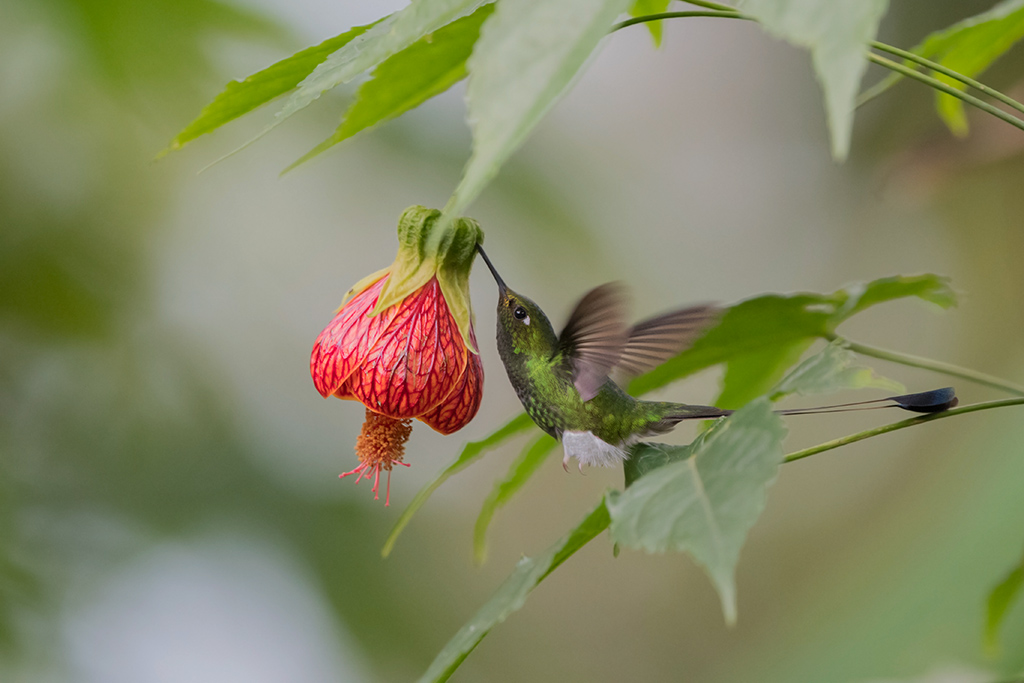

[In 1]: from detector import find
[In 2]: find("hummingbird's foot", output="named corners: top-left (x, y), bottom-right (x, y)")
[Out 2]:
top-left (562, 458), bottom-right (570, 473)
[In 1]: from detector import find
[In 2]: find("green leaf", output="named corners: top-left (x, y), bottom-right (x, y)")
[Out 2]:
top-left (773, 340), bottom-right (903, 398)
top-left (607, 399), bottom-right (787, 624)
top-left (622, 437), bottom-right (701, 489)
top-left (629, 294), bottom-right (835, 396)
top-left (164, 19), bottom-right (381, 154)
top-left (716, 340), bottom-right (816, 409)
top-left (630, 274), bottom-right (955, 398)
top-left (629, 0), bottom-right (671, 46)
top-left (443, 0), bottom-right (634, 222)
top-left (834, 274), bottom-right (956, 318)
top-left (382, 413), bottom-right (535, 557)
top-left (985, 552), bottom-right (1024, 653)
top-left (916, 0), bottom-right (1024, 136)
top-left (418, 499), bottom-right (611, 683)
top-left (228, 0), bottom-right (488, 160)
top-left (712, 275), bottom-right (950, 408)
top-left (737, 0), bottom-right (889, 160)
top-left (473, 433), bottom-right (558, 564)
top-left (288, 5), bottom-right (494, 170)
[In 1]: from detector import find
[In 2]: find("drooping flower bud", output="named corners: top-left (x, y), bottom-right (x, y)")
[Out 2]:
top-left (310, 206), bottom-right (485, 504)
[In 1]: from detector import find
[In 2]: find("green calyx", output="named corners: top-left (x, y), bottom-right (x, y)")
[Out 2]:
top-left (358, 205), bottom-right (484, 353)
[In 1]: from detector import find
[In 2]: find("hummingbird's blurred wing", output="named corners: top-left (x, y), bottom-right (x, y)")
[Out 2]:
top-left (557, 282), bottom-right (630, 401)
top-left (613, 305), bottom-right (722, 379)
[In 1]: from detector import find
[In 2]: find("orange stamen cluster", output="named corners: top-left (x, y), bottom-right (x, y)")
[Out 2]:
top-left (341, 407), bottom-right (413, 505)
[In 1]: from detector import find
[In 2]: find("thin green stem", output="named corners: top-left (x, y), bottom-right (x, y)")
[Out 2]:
top-left (784, 398), bottom-right (1024, 463)
top-left (833, 335), bottom-right (1024, 397)
top-left (869, 42), bottom-right (1024, 118)
top-left (612, 10), bottom-right (742, 33)
top-left (867, 53), bottom-right (1024, 134)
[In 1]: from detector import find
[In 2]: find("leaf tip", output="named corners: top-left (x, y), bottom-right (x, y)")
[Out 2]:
top-left (718, 582), bottom-right (738, 627)
top-left (381, 531), bottom-right (398, 558)
top-left (829, 134), bottom-right (851, 163)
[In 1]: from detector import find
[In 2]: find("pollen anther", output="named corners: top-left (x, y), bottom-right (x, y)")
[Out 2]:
top-left (341, 408), bottom-right (414, 506)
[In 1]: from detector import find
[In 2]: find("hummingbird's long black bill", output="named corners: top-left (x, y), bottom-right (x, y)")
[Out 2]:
top-left (475, 243), bottom-right (507, 293)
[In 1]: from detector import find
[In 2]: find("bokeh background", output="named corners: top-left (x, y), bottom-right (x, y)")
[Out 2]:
top-left (2, 0), bottom-right (1023, 681)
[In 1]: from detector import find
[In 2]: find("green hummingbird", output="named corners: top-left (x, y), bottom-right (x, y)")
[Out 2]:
top-left (474, 245), bottom-right (958, 472)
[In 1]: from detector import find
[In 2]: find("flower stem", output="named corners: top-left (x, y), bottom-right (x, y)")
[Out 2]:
top-left (784, 398), bottom-right (1024, 463)
top-left (611, 10), bottom-right (741, 32)
top-left (832, 335), bottom-right (1024, 397)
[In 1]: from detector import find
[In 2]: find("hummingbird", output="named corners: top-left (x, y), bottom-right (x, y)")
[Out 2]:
top-left (474, 245), bottom-right (958, 472)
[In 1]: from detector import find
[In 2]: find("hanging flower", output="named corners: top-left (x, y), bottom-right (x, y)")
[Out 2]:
top-left (311, 206), bottom-right (484, 505)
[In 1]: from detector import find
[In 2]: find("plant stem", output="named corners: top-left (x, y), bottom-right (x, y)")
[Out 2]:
top-left (784, 398), bottom-right (1024, 463)
top-left (832, 336), bottom-right (1024, 397)
top-left (612, 10), bottom-right (741, 32)
top-left (868, 42), bottom-right (1024, 119)
top-left (866, 53), bottom-right (1024, 134)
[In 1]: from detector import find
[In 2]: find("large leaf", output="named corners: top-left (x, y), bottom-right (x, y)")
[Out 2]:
top-left (737, 0), bottom-right (889, 160)
top-left (289, 5), bottom-right (494, 170)
top-left (607, 399), bottom-right (787, 623)
top-left (715, 339), bottom-right (815, 409)
top-left (772, 340), bottom-right (903, 398)
top-left (631, 274), bottom-right (954, 398)
top-left (418, 499), bottom-right (611, 683)
top-left (382, 413), bottom-right (535, 557)
top-left (473, 433), bottom-right (558, 564)
top-left (442, 0), bottom-right (634, 223)
top-left (622, 437), bottom-right (701, 489)
top-left (629, 294), bottom-right (834, 396)
top-left (916, 0), bottom-right (1024, 136)
top-left (226, 0), bottom-right (488, 156)
top-left (985, 552), bottom-right (1024, 652)
top-left (165, 19), bottom-right (381, 153)
top-left (835, 273), bottom-right (956, 317)
top-left (711, 275), bottom-right (951, 407)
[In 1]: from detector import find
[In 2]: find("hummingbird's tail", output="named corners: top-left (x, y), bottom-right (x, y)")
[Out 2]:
top-left (655, 387), bottom-right (958, 430)
top-left (774, 387), bottom-right (957, 416)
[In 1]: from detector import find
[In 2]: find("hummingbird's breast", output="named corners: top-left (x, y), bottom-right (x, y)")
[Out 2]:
top-left (497, 344), bottom-right (575, 439)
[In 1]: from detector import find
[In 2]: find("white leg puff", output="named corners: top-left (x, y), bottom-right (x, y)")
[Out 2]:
top-left (561, 431), bottom-right (628, 471)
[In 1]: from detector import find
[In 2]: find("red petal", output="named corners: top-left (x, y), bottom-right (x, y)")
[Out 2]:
top-left (419, 343), bottom-right (483, 434)
top-left (310, 276), bottom-right (396, 398)
top-left (348, 278), bottom-right (469, 418)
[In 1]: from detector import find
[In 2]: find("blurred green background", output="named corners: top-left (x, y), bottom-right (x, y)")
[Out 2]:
top-left (1, 0), bottom-right (1023, 681)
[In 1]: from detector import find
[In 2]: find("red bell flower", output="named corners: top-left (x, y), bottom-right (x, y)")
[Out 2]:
top-left (311, 206), bottom-right (484, 505)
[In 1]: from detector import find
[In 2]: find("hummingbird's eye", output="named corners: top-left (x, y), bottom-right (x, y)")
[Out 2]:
top-left (513, 306), bottom-right (528, 321)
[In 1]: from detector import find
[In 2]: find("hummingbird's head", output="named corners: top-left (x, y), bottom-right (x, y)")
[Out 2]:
top-left (476, 244), bottom-right (558, 356)
top-left (495, 288), bottom-right (557, 354)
